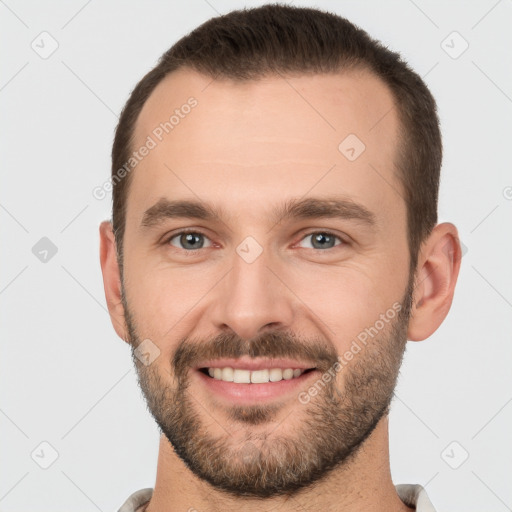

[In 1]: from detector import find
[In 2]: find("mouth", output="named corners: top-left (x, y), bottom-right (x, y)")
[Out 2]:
top-left (192, 358), bottom-right (320, 404)
top-left (198, 366), bottom-right (316, 383)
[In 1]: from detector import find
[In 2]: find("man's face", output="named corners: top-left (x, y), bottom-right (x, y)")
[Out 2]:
top-left (120, 68), bottom-right (413, 497)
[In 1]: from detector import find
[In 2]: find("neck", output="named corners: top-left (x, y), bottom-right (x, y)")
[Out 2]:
top-left (145, 416), bottom-right (413, 512)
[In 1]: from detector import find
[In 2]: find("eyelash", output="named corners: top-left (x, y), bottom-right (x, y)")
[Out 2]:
top-left (162, 229), bottom-right (347, 252)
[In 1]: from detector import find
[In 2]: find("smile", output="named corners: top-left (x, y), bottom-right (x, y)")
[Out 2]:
top-left (193, 358), bottom-right (320, 404)
top-left (201, 367), bottom-right (315, 383)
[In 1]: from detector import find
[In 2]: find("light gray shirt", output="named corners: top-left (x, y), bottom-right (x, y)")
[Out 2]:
top-left (118, 484), bottom-right (437, 511)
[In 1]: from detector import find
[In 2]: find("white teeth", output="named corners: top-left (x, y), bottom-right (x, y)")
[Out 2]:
top-left (251, 369), bottom-right (269, 383)
top-left (221, 367), bottom-right (234, 382)
top-left (205, 367), bottom-right (307, 383)
top-left (282, 369), bottom-right (294, 380)
top-left (269, 368), bottom-right (283, 382)
top-left (233, 369), bottom-right (251, 383)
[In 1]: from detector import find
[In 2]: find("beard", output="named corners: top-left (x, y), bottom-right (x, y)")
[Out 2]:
top-left (122, 273), bottom-right (414, 499)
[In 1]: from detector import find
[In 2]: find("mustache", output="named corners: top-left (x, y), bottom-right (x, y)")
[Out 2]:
top-left (172, 330), bottom-right (338, 378)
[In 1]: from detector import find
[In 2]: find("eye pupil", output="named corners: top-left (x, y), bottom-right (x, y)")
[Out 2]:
top-left (181, 233), bottom-right (203, 250)
top-left (311, 233), bottom-right (335, 249)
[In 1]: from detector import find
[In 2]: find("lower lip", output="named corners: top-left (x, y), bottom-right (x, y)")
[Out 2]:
top-left (194, 369), bottom-right (320, 405)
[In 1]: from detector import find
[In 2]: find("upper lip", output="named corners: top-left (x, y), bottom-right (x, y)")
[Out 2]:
top-left (195, 357), bottom-right (317, 371)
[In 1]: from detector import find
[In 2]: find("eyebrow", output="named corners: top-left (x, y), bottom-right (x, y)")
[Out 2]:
top-left (140, 196), bottom-right (377, 231)
top-left (140, 198), bottom-right (224, 229)
top-left (273, 196), bottom-right (377, 229)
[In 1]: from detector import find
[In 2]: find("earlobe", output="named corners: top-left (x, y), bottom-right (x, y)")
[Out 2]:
top-left (99, 220), bottom-right (129, 343)
top-left (407, 222), bottom-right (462, 342)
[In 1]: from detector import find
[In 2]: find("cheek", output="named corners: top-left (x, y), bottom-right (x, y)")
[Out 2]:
top-left (286, 262), bottom-right (395, 339)
top-left (123, 257), bottom-right (217, 339)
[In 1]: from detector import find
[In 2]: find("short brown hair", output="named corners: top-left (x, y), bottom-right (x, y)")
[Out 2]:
top-left (111, 3), bottom-right (441, 279)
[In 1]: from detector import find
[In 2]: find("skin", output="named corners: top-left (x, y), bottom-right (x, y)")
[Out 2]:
top-left (99, 68), bottom-right (461, 511)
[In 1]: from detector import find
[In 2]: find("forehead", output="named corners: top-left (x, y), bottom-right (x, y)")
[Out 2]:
top-left (128, 67), bottom-right (403, 230)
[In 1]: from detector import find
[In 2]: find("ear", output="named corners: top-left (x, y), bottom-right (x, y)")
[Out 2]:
top-left (99, 220), bottom-right (129, 343)
top-left (407, 222), bottom-right (462, 341)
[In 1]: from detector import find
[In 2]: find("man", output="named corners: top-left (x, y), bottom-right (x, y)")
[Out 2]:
top-left (99, 4), bottom-right (461, 511)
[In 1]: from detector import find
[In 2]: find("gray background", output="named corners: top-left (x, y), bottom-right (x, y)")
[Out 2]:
top-left (1, 0), bottom-right (511, 510)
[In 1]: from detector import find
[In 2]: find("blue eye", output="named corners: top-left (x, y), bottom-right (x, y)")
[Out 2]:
top-left (164, 230), bottom-right (346, 253)
top-left (298, 232), bottom-right (344, 250)
top-left (167, 231), bottom-right (212, 251)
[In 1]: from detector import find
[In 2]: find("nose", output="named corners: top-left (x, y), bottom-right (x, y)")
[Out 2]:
top-left (210, 247), bottom-right (295, 341)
